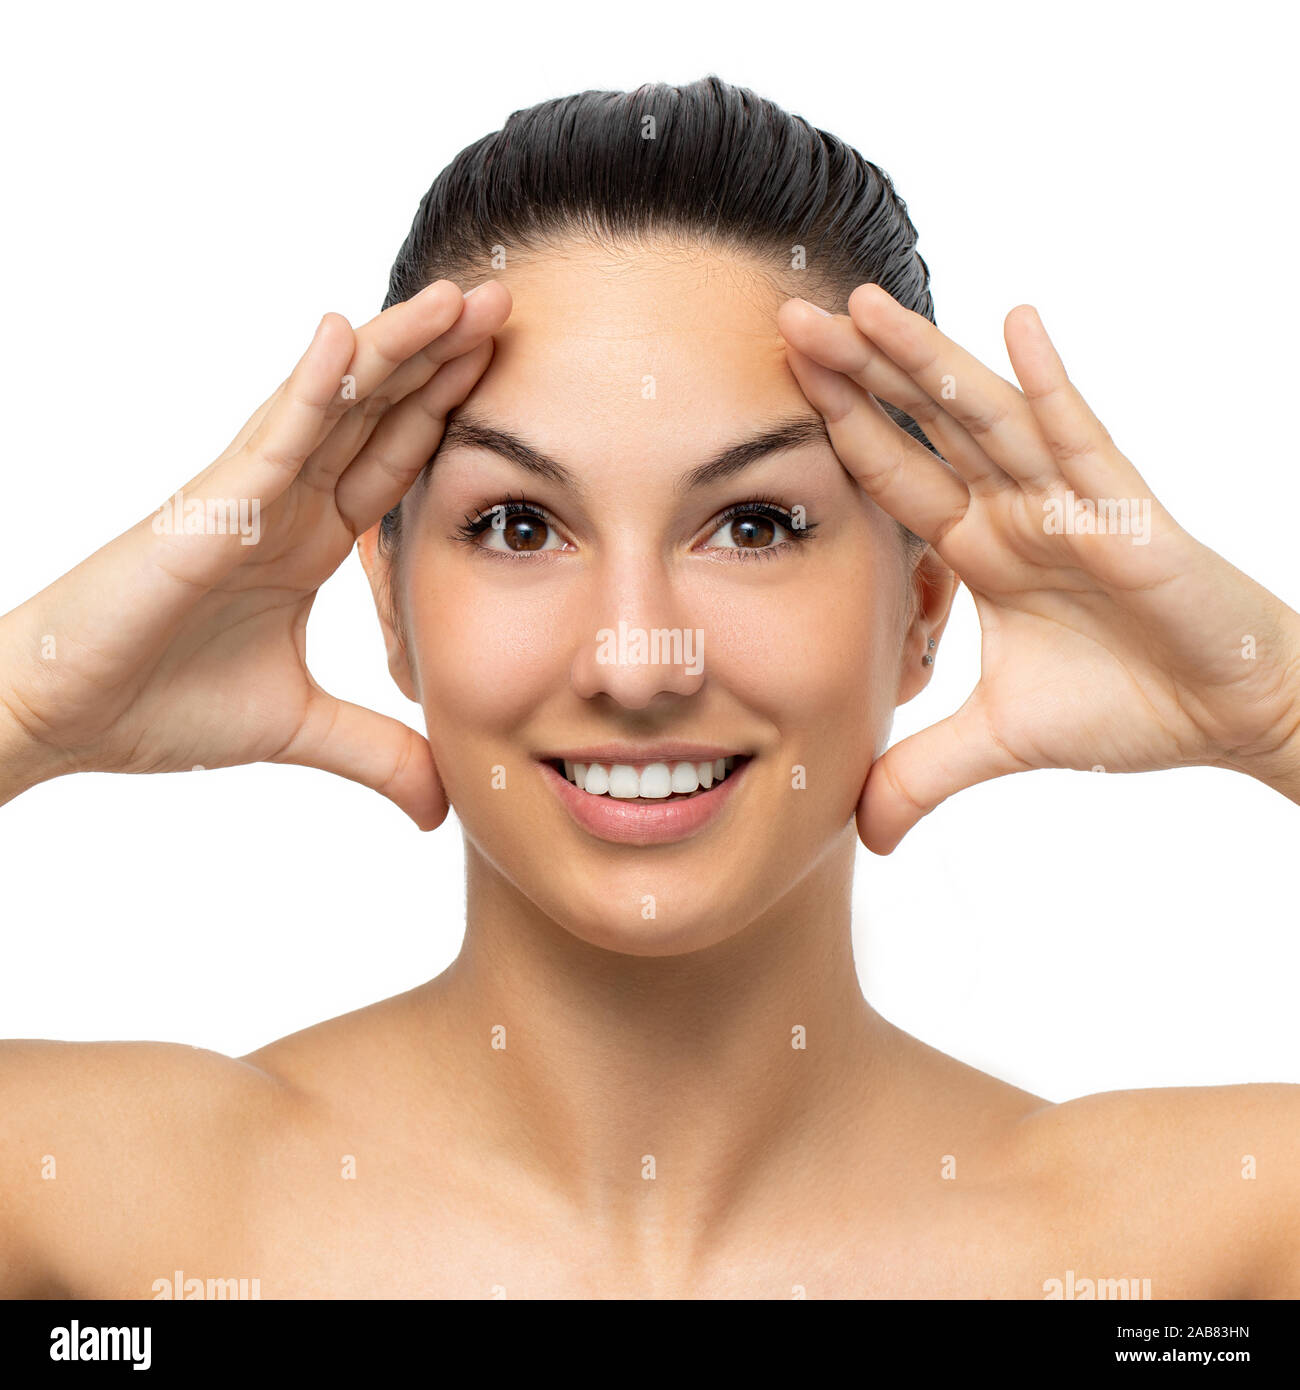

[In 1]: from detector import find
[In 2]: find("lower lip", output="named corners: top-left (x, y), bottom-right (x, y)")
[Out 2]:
top-left (539, 758), bottom-right (750, 846)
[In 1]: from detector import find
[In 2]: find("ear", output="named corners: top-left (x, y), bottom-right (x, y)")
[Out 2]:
top-left (357, 523), bottom-right (420, 703)
top-left (894, 546), bottom-right (960, 706)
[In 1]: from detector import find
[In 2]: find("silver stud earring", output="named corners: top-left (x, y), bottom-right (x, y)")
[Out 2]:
top-left (921, 637), bottom-right (936, 667)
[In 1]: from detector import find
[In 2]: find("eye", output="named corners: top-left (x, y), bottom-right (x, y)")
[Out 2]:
top-left (700, 501), bottom-right (815, 558)
top-left (453, 499), bottom-right (570, 556)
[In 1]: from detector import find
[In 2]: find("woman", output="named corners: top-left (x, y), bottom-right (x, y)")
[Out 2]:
top-left (2, 77), bottom-right (1297, 1299)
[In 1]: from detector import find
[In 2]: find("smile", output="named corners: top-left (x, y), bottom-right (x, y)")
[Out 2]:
top-left (537, 752), bottom-right (752, 846)
top-left (555, 755), bottom-right (741, 800)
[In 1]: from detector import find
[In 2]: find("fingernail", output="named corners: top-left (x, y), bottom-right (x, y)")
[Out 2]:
top-left (798, 297), bottom-right (831, 316)
top-left (463, 283), bottom-right (485, 298)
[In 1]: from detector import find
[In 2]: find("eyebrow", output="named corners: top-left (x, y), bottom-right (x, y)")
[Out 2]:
top-left (435, 407), bottom-right (831, 497)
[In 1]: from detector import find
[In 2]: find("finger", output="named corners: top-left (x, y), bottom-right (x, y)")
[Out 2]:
top-left (302, 281), bottom-right (510, 491)
top-left (847, 283), bottom-right (1059, 490)
top-left (335, 337), bottom-right (496, 531)
top-left (214, 311), bottom-right (356, 497)
top-left (856, 704), bottom-right (1025, 854)
top-left (784, 341), bottom-right (970, 546)
top-left (274, 692), bottom-right (449, 831)
top-left (223, 384), bottom-right (282, 461)
top-left (216, 283), bottom-right (494, 474)
top-left (369, 282), bottom-right (510, 408)
top-left (143, 314), bottom-right (356, 595)
top-left (778, 298), bottom-right (1008, 494)
top-left (1005, 305), bottom-right (1146, 497)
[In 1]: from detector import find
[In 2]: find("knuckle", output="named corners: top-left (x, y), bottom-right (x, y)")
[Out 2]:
top-left (963, 397), bottom-right (1013, 438)
top-left (359, 392), bottom-right (394, 422)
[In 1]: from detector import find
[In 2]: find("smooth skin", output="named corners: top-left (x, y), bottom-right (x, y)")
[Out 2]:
top-left (1, 247), bottom-right (1299, 1299)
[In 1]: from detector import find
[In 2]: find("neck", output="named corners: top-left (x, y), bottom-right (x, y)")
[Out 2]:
top-left (421, 826), bottom-right (896, 1259)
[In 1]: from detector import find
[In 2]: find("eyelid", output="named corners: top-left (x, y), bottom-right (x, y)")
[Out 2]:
top-left (453, 495), bottom-right (572, 541)
top-left (694, 499), bottom-right (819, 554)
top-left (452, 495), bottom-right (819, 560)
top-left (447, 499), bottom-right (573, 566)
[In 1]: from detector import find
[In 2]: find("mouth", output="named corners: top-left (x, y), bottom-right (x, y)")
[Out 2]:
top-left (546, 754), bottom-right (747, 800)
top-left (536, 751), bottom-right (753, 845)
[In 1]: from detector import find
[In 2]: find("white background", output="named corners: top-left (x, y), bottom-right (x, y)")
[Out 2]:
top-left (1, 0), bottom-right (1296, 1100)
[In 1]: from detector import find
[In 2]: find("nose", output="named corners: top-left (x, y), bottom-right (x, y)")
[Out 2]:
top-left (568, 556), bottom-right (707, 710)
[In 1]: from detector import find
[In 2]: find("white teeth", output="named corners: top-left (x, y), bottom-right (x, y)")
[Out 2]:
top-left (638, 763), bottom-right (673, 799)
top-left (670, 762), bottom-right (699, 794)
top-left (607, 765), bottom-right (642, 799)
top-left (561, 757), bottom-right (742, 798)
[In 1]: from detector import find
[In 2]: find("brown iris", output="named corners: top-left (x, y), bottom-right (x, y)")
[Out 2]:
top-left (730, 514), bottom-right (776, 548)
top-left (502, 514), bottom-right (548, 551)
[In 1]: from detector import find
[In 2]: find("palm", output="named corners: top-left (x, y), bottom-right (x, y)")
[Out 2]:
top-left (3, 280), bottom-right (512, 826)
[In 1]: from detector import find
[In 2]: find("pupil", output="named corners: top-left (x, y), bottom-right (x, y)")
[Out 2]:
top-left (734, 515), bottom-right (775, 548)
top-left (506, 515), bottom-right (547, 551)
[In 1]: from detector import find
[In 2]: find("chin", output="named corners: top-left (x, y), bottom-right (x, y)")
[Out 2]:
top-left (555, 906), bottom-right (750, 959)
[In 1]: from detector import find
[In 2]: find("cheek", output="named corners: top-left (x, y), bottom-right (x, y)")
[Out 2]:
top-left (687, 550), bottom-right (904, 732)
top-left (402, 557), bottom-right (559, 732)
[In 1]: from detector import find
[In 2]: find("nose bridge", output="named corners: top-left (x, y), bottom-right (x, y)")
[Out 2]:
top-left (569, 545), bottom-right (706, 707)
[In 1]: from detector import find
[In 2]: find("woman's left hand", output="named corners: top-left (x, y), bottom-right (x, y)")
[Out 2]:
top-left (777, 286), bottom-right (1300, 853)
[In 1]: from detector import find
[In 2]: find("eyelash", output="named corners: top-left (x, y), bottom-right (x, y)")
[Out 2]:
top-left (451, 494), bottom-right (820, 563)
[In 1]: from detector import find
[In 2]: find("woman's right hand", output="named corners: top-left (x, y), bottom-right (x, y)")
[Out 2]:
top-left (0, 279), bottom-right (511, 827)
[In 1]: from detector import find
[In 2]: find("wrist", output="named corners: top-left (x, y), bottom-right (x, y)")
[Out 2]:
top-left (0, 691), bottom-right (54, 805)
top-left (1222, 619), bottom-right (1300, 803)
top-left (1230, 723), bottom-right (1300, 803)
top-left (0, 621), bottom-right (66, 805)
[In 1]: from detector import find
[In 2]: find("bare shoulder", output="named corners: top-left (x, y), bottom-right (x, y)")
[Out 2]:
top-left (0, 1037), bottom-right (294, 1296)
top-left (1005, 1082), bottom-right (1300, 1297)
top-left (0, 983), bottom-right (442, 1298)
top-left (238, 981), bottom-right (435, 1110)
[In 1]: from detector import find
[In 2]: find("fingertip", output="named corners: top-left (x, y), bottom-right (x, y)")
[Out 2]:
top-left (461, 279), bottom-right (513, 319)
top-left (855, 802), bottom-right (903, 856)
top-left (848, 281), bottom-right (891, 318)
top-left (777, 296), bottom-right (832, 337)
top-left (1007, 303), bottom-right (1047, 338)
top-left (316, 310), bottom-right (351, 337)
top-left (307, 312), bottom-right (355, 372)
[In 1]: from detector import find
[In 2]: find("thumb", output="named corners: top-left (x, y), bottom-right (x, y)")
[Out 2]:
top-left (856, 701), bottom-right (1018, 854)
top-left (274, 692), bottom-right (449, 831)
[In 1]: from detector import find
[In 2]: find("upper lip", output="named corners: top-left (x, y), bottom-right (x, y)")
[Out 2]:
top-left (536, 743), bottom-right (750, 766)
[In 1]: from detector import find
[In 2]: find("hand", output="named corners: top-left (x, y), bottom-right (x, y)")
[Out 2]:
top-left (777, 285), bottom-right (1300, 853)
top-left (0, 280), bottom-right (512, 827)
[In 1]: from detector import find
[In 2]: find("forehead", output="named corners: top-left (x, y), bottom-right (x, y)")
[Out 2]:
top-left (466, 243), bottom-right (808, 442)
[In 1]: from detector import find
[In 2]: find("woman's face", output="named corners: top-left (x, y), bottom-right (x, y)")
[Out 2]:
top-left (374, 244), bottom-right (922, 955)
